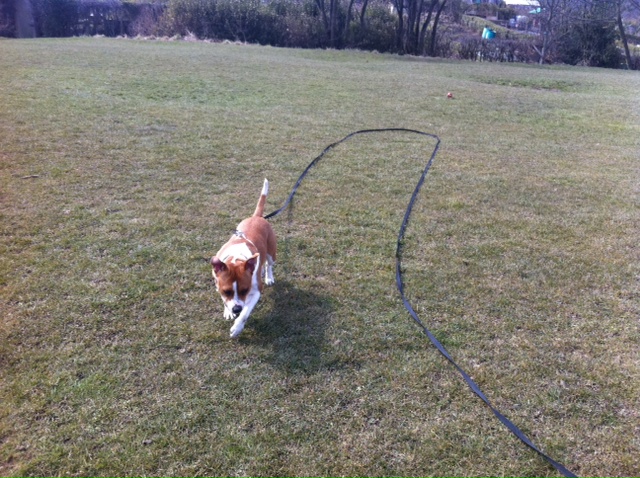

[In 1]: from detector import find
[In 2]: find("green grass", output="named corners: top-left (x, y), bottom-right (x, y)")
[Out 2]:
top-left (1, 38), bottom-right (639, 476)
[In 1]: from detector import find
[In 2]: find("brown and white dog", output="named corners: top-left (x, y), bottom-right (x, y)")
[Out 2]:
top-left (211, 179), bottom-right (276, 338)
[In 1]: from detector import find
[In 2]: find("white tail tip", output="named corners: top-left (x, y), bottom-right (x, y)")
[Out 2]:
top-left (262, 178), bottom-right (269, 196)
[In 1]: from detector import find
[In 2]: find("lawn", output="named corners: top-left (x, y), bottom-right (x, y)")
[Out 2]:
top-left (0, 38), bottom-right (638, 477)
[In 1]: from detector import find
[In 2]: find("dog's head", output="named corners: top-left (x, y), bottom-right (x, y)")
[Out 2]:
top-left (211, 253), bottom-right (259, 318)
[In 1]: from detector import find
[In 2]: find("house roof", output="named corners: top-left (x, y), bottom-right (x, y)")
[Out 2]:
top-left (504, 0), bottom-right (539, 7)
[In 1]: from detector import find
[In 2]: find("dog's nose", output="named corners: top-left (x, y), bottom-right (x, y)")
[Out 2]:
top-left (232, 305), bottom-right (243, 316)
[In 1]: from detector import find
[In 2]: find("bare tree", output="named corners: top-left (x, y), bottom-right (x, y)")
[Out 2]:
top-left (535, 0), bottom-right (635, 68)
top-left (315, 0), bottom-right (341, 47)
top-left (392, 0), bottom-right (405, 51)
top-left (427, 0), bottom-right (447, 56)
top-left (534, 0), bottom-right (569, 64)
top-left (360, 0), bottom-right (371, 30)
top-left (344, 0), bottom-right (356, 43)
top-left (417, 0), bottom-right (439, 55)
top-left (0, 0), bottom-right (16, 37)
top-left (615, 0), bottom-right (640, 69)
top-left (392, 0), bottom-right (447, 55)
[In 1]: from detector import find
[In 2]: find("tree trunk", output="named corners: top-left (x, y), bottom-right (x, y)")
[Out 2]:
top-left (617, 1), bottom-right (632, 69)
top-left (315, 0), bottom-right (330, 46)
top-left (409, 0), bottom-right (424, 54)
top-left (360, 0), bottom-right (370, 30)
top-left (535, 28), bottom-right (550, 64)
top-left (14, 0), bottom-right (36, 38)
top-left (393, 0), bottom-right (405, 53)
top-left (344, 0), bottom-right (357, 45)
top-left (419, 0), bottom-right (438, 54)
top-left (330, 0), bottom-right (337, 47)
top-left (427, 0), bottom-right (447, 56)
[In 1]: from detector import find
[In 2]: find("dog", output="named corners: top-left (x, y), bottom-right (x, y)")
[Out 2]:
top-left (211, 179), bottom-right (276, 338)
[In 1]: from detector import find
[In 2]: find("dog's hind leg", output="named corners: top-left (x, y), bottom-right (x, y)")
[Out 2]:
top-left (264, 254), bottom-right (275, 286)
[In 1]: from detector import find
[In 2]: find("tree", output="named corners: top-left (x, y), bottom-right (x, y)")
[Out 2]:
top-left (315, 0), bottom-right (343, 47)
top-left (352, 1), bottom-right (396, 52)
top-left (534, 0), bottom-right (625, 67)
top-left (427, 0), bottom-right (447, 56)
top-left (534, 0), bottom-right (570, 64)
top-left (359, 0), bottom-right (371, 30)
top-left (0, 0), bottom-right (16, 37)
top-left (546, 0), bottom-right (621, 68)
top-left (391, 0), bottom-right (405, 51)
top-left (614, 0), bottom-right (640, 69)
top-left (344, 0), bottom-right (376, 46)
top-left (392, 0), bottom-right (448, 55)
top-left (34, 0), bottom-right (79, 37)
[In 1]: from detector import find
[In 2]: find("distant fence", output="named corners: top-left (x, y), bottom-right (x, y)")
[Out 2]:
top-left (429, 30), bottom-right (538, 63)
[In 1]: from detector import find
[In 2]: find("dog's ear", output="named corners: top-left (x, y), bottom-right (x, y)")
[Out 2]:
top-left (245, 253), bottom-right (260, 274)
top-left (211, 256), bottom-right (227, 274)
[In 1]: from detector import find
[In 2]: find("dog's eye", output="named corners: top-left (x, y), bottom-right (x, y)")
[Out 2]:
top-left (238, 288), bottom-right (249, 296)
top-left (223, 290), bottom-right (233, 298)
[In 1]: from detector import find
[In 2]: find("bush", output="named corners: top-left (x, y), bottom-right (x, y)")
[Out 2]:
top-left (215, 0), bottom-right (265, 43)
top-left (556, 19), bottom-right (621, 68)
top-left (279, 4), bottom-right (325, 49)
top-left (163, 0), bottom-right (217, 38)
top-left (0, 0), bottom-right (16, 37)
top-left (34, 0), bottom-right (79, 37)
top-left (630, 51), bottom-right (640, 71)
top-left (351, 4), bottom-right (396, 53)
top-left (454, 34), bottom-right (536, 63)
top-left (128, 3), bottom-right (165, 37)
top-left (163, 0), bottom-right (315, 45)
top-left (32, 0), bottom-right (138, 38)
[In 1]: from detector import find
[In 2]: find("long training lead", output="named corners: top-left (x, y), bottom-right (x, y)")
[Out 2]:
top-left (265, 128), bottom-right (577, 478)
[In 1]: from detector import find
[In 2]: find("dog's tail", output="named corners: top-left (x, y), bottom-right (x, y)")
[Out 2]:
top-left (253, 178), bottom-right (269, 217)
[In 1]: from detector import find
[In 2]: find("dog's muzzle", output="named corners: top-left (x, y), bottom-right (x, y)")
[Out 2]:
top-left (231, 304), bottom-right (243, 316)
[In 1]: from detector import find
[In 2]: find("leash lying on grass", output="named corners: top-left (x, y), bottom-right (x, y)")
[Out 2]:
top-left (265, 128), bottom-right (577, 478)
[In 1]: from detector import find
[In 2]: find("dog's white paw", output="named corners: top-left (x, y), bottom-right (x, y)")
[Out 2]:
top-left (230, 322), bottom-right (244, 338)
top-left (223, 307), bottom-right (233, 321)
top-left (264, 265), bottom-right (275, 286)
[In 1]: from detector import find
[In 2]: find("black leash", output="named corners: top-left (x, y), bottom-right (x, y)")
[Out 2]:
top-left (265, 128), bottom-right (577, 478)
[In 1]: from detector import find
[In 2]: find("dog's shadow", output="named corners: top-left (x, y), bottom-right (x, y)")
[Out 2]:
top-left (246, 279), bottom-right (334, 374)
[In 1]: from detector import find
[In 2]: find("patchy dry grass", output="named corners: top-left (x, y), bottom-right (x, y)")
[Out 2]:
top-left (1, 38), bottom-right (639, 476)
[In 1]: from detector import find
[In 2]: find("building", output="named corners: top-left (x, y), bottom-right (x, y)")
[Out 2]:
top-left (504, 0), bottom-right (540, 14)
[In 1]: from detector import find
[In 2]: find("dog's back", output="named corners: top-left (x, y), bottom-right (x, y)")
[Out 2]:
top-left (236, 179), bottom-right (277, 288)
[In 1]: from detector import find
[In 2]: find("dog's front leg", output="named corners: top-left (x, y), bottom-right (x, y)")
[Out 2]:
top-left (223, 304), bottom-right (234, 321)
top-left (229, 291), bottom-right (261, 338)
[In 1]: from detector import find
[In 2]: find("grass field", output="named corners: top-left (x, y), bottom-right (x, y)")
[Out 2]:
top-left (1, 38), bottom-right (639, 477)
